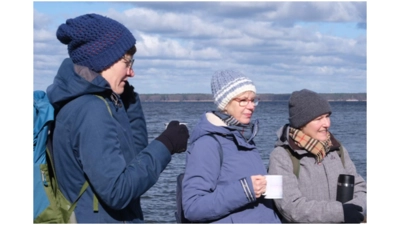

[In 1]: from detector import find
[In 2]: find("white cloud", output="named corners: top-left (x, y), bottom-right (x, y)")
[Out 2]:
top-left (33, 1), bottom-right (367, 94)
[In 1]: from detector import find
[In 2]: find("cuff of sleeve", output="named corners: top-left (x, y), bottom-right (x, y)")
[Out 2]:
top-left (240, 177), bottom-right (255, 202)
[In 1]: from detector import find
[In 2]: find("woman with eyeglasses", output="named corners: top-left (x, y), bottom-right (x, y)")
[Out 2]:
top-left (181, 70), bottom-right (281, 223)
top-left (45, 13), bottom-right (189, 223)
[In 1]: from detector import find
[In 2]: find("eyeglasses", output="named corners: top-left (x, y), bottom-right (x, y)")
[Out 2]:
top-left (232, 98), bottom-right (260, 107)
top-left (122, 57), bottom-right (135, 69)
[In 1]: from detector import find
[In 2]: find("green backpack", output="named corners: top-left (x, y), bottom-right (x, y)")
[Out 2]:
top-left (284, 146), bottom-right (345, 178)
top-left (34, 94), bottom-right (110, 223)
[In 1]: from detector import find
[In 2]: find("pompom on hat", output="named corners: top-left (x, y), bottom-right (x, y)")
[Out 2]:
top-left (211, 70), bottom-right (256, 110)
top-left (56, 13), bottom-right (136, 72)
top-left (289, 89), bottom-right (332, 128)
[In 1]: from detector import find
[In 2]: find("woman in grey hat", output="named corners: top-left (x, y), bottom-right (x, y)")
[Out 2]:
top-left (267, 89), bottom-right (366, 223)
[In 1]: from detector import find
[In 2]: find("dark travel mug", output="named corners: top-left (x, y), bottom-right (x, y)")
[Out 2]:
top-left (336, 174), bottom-right (355, 203)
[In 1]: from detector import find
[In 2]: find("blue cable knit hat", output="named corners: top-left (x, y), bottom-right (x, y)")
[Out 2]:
top-left (289, 89), bottom-right (332, 128)
top-left (56, 13), bottom-right (136, 72)
top-left (211, 70), bottom-right (256, 110)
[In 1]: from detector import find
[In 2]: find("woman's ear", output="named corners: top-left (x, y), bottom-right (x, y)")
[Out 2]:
top-left (223, 103), bottom-right (230, 114)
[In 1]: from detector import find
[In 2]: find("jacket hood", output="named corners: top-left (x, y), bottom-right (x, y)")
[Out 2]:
top-left (46, 58), bottom-right (111, 110)
top-left (189, 112), bottom-right (256, 150)
top-left (189, 112), bottom-right (228, 143)
top-left (274, 124), bottom-right (290, 147)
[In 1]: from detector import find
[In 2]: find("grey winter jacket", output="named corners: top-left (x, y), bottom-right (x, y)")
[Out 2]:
top-left (268, 125), bottom-right (366, 223)
top-left (182, 112), bottom-right (281, 223)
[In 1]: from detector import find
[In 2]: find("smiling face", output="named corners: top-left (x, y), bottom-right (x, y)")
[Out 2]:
top-left (225, 91), bottom-right (257, 124)
top-left (301, 113), bottom-right (331, 141)
top-left (101, 55), bottom-right (134, 95)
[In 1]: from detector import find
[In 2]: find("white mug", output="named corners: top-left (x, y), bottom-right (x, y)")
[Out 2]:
top-left (263, 175), bottom-right (283, 199)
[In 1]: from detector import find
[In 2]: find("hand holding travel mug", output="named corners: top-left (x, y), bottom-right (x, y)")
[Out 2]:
top-left (336, 174), bottom-right (355, 203)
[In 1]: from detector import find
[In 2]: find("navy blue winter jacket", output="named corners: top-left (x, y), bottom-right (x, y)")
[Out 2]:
top-left (46, 58), bottom-right (171, 223)
top-left (182, 112), bottom-right (281, 223)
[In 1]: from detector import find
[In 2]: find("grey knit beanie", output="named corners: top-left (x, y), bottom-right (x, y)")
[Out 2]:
top-left (211, 70), bottom-right (256, 110)
top-left (289, 89), bottom-right (332, 128)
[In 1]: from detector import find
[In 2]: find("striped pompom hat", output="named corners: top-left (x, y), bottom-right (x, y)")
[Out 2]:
top-left (211, 70), bottom-right (256, 110)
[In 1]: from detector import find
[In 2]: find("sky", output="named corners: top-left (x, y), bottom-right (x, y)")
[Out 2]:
top-left (33, 1), bottom-right (367, 94)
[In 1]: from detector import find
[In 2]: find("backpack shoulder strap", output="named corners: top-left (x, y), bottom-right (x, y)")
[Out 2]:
top-left (88, 95), bottom-right (113, 212)
top-left (95, 95), bottom-right (112, 115)
top-left (338, 145), bottom-right (345, 167)
top-left (283, 146), bottom-right (301, 179)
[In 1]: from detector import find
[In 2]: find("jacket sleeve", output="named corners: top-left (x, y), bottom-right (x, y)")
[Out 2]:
top-left (341, 146), bottom-right (367, 215)
top-left (182, 135), bottom-right (256, 222)
top-left (268, 146), bottom-right (344, 223)
top-left (124, 91), bottom-right (148, 151)
top-left (73, 97), bottom-right (171, 210)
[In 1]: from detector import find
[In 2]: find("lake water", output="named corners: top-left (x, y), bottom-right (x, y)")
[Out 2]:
top-left (140, 101), bottom-right (367, 223)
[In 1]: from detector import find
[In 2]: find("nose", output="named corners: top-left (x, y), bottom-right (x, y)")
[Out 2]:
top-left (246, 102), bottom-right (256, 110)
top-left (127, 68), bottom-right (135, 77)
top-left (322, 117), bottom-right (331, 128)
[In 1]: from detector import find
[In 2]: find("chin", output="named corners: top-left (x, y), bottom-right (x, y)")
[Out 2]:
top-left (316, 136), bottom-right (329, 142)
top-left (240, 118), bottom-right (251, 124)
top-left (114, 88), bottom-right (124, 95)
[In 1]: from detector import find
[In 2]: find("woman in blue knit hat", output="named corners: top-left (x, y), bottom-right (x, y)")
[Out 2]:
top-left (267, 89), bottom-right (367, 223)
top-left (181, 70), bottom-right (281, 223)
top-left (46, 13), bottom-right (189, 223)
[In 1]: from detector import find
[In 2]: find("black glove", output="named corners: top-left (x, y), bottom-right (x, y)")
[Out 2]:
top-left (343, 204), bottom-right (364, 223)
top-left (156, 121), bottom-right (189, 154)
top-left (120, 81), bottom-right (137, 109)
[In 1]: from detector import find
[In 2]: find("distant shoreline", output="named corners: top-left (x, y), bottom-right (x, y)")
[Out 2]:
top-left (138, 93), bottom-right (367, 102)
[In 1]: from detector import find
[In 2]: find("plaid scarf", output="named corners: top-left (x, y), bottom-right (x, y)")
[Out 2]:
top-left (289, 127), bottom-right (333, 163)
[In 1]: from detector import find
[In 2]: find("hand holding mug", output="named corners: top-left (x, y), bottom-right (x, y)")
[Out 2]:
top-left (251, 175), bottom-right (266, 198)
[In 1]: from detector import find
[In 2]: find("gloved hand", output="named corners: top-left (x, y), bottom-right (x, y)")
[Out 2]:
top-left (120, 81), bottom-right (136, 108)
top-left (343, 204), bottom-right (365, 223)
top-left (156, 121), bottom-right (189, 154)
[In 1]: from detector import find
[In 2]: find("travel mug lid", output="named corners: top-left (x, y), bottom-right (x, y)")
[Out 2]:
top-left (338, 174), bottom-right (355, 184)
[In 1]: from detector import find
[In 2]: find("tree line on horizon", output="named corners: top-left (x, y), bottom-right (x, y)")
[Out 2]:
top-left (138, 93), bottom-right (366, 102)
